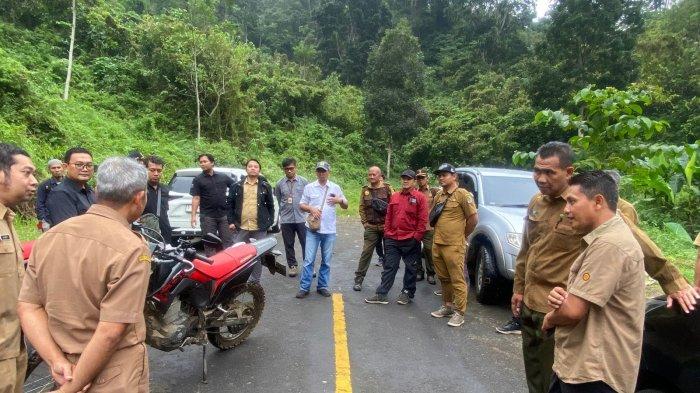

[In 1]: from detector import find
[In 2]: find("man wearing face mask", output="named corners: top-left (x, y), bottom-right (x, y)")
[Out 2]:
top-left (18, 157), bottom-right (152, 392)
top-left (46, 147), bottom-right (96, 226)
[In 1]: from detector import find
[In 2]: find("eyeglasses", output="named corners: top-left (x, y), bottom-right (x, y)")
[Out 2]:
top-left (70, 162), bottom-right (94, 170)
top-left (416, 176), bottom-right (427, 179)
top-left (283, 166), bottom-right (296, 171)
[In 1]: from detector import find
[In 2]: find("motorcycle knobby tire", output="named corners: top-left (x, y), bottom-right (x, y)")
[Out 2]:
top-left (207, 283), bottom-right (265, 350)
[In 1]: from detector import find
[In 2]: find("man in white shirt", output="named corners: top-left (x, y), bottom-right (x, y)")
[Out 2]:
top-left (296, 161), bottom-right (348, 298)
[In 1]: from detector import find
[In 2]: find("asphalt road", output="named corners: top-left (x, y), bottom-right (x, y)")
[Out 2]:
top-left (26, 218), bottom-right (526, 393)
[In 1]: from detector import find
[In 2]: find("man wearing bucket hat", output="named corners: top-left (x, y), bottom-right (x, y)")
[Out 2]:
top-left (429, 163), bottom-right (478, 327)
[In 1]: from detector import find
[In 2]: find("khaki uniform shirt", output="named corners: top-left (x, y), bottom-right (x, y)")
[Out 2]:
top-left (240, 178), bottom-right (259, 231)
top-left (18, 204), bottom-right (151, 355)
top-left (617, 198), bottom-right (639, 225)
top-left (359, 182), bottom-right (393, 227)
top-left (418, 185), bottom-right (439, 230)
top-left (694, 233), bottom-right (700, 247)
top-left (432, 188), bottom-right (477, 246)
top-left (514, 192), bottom-right (689, 314)
top-left (0, 203), bottom-right (23, 361)
top-left (553, 216), bottom-right (645, 393)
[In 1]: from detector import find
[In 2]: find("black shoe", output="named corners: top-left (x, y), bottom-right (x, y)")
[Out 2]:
top-left (317, 288), bottom-right (331, 297)
top-left (495, 318), bottom-right (522, 335)
top-left (416, 272), bottom-right (425, 281)
top-left (396, 291), bottom-right (412, 305)
top-left (365, 294), bottom-right (389, 304)
top-left (353, 283), bottom-right (362, 291)
top-left (295, 290), bottom-right (309, 299)
top-left (427, 275), bottom-right (436, 285)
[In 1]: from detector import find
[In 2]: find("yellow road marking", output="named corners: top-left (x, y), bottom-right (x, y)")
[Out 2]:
top-left (332, 293), bottom-right (353, 393)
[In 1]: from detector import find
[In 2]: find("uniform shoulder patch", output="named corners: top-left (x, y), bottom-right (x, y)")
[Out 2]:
top-left (138, 254), bottom-right (151, 264)
top-left (582, 272), bottom-right (590, 282)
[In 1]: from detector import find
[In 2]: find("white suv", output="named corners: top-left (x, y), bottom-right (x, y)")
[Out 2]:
top-left (166, 167), bottom-right (279, 240)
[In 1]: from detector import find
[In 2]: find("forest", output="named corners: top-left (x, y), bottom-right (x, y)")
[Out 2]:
top-left (1, 1), bottom-right (698, 270)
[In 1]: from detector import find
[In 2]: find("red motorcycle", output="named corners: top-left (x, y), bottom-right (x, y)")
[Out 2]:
top-left (21, 224), bottom-right (284, 385)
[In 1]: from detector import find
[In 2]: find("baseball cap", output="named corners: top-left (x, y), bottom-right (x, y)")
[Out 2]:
top-left (416, 168), bottom-right (429, 177)
top-left (400, 169), bottom-right (416, 179)
top-left (434, 163), bottom-right (456, 175)
top-left (315, 161), bottom-right (331, 171)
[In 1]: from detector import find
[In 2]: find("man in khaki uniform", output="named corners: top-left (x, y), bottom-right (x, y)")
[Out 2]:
top-left (544, 171), bottom-right (645, 393)
top-left (0, 143), bottom-right (37, 393)
top-left (17, 157), bottom-right (151, 392)
top-left (415, 168), bottom-right (438, 284)
top-left (512, 142), bottom-right (698, 393)
top-left (429, 163), bottom-right (478, 327)
top-left (353, 166), bottom-right (393, 291)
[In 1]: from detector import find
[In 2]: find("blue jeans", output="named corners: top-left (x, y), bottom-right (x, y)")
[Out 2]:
top-left (299, 230), bottom-right (336, 291)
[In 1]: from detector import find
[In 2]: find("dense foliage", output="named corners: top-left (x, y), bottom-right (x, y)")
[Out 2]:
top-left (0, 0), bottom-right (698, 233)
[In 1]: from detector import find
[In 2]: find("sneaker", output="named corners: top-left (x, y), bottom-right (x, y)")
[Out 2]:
top-left (495, 318), bottom-right (522, 335)
top-left (365, 294), bottom-right (389, 304)
top-left (427, 275), bottom-right (436, 285)
top-left (396, 291), bottom-right (412, 305)
top-left (374, 258), bottom-right (383, 266)
top-left (317, 288), bottom-right (331, 297)
top-left (430, 305), bottom-right (454, 318)
top-left (353, 283), bottom-right (362, 291)
top-left (433, 289), bottom-right (442, 296)
top-left (288, 265), bottom-right (298, 277)
top-left (416, 272), bottom-right (425, 282)
top-left (295, 290), bottom-right (309, 299)
top-left (447, 312), bottom-right (465, 327)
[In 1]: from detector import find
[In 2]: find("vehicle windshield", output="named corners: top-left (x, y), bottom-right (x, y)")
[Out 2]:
top-left (170, 175), bottom-right (195, 194)
top-left (482, 175), bottom-right (538, 207)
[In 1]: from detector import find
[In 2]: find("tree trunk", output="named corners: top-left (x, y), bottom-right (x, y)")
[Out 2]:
top-left (386, 145), bottom-right (392, 180)
top-left (63, 0), bottom-right (76, 100)
top-left (193, 49), bottom-right (202, 142)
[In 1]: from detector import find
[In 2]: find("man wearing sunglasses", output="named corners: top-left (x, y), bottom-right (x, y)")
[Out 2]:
top-left (46, 147), bottom-right (96, 225)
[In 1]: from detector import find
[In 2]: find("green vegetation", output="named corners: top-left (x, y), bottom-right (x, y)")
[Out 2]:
top-left (2, 1), bottom-right (698, 266)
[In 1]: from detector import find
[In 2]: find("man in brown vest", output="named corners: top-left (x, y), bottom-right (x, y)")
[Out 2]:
top-left (353, 166), bottom-right (393, 291)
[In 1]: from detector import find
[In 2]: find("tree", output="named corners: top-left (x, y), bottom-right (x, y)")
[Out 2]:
top-left (63, 0), bottom-right (77, 100)
top-left (364, 20), bottom-right (428, 178)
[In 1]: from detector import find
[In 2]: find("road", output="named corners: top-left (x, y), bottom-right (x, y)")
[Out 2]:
top-left (26, 218), bottom-right (526, 393)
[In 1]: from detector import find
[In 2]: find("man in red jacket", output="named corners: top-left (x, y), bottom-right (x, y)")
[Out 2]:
top-left (365, 170), bottom-right (428, 305)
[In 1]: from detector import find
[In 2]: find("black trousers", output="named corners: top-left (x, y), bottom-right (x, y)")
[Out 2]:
top-left (200, 215), bottom-right (233, 256)
top-left (548, 374), bottom-right (615, 393)
top-left (375, 238), bottom-right (421, 296)
top-left (374, 236), bottom-right (385, 259)
top-left (281, 222), bottom-right (306, 267)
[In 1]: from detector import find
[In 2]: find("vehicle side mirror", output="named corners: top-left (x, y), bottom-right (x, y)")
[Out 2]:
top-left (202, 233), bottom-right (222, 244)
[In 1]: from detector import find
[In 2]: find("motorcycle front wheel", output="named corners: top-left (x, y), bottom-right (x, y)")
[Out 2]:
top-left (207, 283), bottom-right (265, 350)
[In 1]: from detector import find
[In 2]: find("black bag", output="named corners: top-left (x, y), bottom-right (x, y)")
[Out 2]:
top-left (429, 192), bottom-right (452, 227)
top-left (370, 197), bottom-right (388, 215)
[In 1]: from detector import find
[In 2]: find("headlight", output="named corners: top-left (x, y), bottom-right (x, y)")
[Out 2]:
top-left (506, 232), bottom-right (522, 249)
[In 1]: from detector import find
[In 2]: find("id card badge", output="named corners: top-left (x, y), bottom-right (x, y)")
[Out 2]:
top-left (287, 197), bottom-right (293, 204)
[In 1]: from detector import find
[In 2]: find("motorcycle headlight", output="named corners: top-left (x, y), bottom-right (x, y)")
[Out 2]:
top-left (506, 232), bottom-right (522, 249)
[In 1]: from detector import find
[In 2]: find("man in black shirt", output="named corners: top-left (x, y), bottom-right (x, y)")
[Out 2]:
top-left (35, 158), bottom-right (63, 232)
top-left (142, 155), bottom-right (172, 244)
top-left (190, 154), bottom-right (234, 255)
top-left (46, 147), bottom-right (96, 225)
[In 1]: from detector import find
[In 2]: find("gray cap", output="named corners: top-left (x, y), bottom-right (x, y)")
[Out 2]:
top-left (316, 161), bottom-right (331, 171)
top-left (47, 158), bottom-right (62, 167)
top-left (400, 169), bottom-right (416, 179)
top-left (434, 163), bottom-right (456, 175)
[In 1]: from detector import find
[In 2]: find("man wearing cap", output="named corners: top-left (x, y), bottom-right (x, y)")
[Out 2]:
top-left (353, 166), bottom-right (393, 291)
top-left (429, 163), bottom-right (478, 327)
top-left (365, 170), bottom-right (427, 305)
top-left (35, 158), bottom-right (63, 232)
top-left (296, 161), bottom-right (348, 298)
top-left (415, 168), bottom-right (438, 284)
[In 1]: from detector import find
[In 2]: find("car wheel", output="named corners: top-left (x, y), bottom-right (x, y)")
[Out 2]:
top-left (475, 244), bottom-right (501, 305)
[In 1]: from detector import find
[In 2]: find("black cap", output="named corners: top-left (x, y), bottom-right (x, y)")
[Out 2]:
top-left (434, 163), bottom-right (456, 175)
top-left (400, 169), bottom-right (416, 179)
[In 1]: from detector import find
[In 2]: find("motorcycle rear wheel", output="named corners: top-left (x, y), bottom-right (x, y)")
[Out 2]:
top-left (207, 283), bottom-right (265, 350)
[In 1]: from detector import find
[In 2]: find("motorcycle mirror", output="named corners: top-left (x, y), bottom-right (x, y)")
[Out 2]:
top-left (202, 233), bottom-right (222, 244)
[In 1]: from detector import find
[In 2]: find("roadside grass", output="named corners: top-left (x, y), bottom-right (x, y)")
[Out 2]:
top-left (641, 222), bottom-right (696, 285)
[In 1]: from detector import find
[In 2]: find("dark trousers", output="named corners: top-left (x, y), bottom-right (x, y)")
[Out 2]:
top-left (200, 216), bottom-right (233, 256)
top-left (232, 229), bottom-right (267, 283)
top-left (375, 238), bottom-right (421, 296)
top-left (548, 374), bottom-right (615, 393)
top-left (281, 222), bottom-right (306, 267)
top-left (374, 236), bottom-right (384, 259)
top-left (355, 226), bottom-right (384, 284)
top-left (521, 303), bottom-right (555, 393)
top-left (417, 229), bottom-right (435, 276)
